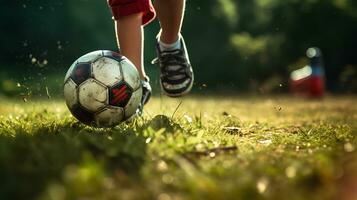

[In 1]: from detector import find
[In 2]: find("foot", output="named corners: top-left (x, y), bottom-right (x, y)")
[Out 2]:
top-left (136, 77), bottom-right (152, 116)
top-left (152, 36), bottom-right (194, 97)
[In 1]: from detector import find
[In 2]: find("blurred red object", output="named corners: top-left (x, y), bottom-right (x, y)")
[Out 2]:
top-left (290, 47), bottom-right (325, 98)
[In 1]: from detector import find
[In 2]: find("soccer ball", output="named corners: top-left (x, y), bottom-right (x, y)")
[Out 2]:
top-left (63, 50), bottom-right (142, 127)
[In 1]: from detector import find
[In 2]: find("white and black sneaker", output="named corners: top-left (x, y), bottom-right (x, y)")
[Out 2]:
top-left (136, 77), bottom-right (151, 116)
top-left (152, 36), bottom-right (194, 97)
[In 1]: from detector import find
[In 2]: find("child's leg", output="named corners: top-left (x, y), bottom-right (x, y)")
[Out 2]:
top-left (152, 0), bottom-right (194, 97)
top-left (108, 0), bottom-right (156, 114)
top-left (115, 13), bottom-right (146, 79)
top-left (154, 0), bottom-right (185, 44)
top-left (108, 0), bottom-right (156, 80)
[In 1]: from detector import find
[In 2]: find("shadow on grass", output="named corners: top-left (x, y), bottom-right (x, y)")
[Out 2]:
top-left (0, 121), bottom-right (147, 199)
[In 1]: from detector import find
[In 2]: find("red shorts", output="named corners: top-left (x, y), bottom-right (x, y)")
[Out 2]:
top-left (107, 0), bottom-right (156, 26)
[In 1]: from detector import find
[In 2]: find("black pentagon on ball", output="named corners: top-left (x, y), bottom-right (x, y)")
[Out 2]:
top-left (70, 105), bottom-right (95, 125)
top-left (70, 62), bottom-right (92, 85)
top-left (102, 50), bottom-right (125, 62)
top-left (109, 82), bottom-right (133, 108)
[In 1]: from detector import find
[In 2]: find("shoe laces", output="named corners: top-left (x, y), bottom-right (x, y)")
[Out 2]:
top-left (152, 49), bottom-right (188, 78)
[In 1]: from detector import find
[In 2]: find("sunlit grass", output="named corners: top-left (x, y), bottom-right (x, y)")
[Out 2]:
top-left (0, 95), bottom-right (356, 200)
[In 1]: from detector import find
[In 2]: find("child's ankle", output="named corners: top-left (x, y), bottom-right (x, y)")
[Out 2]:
top-left (159, 35), bottom-right (181, 51)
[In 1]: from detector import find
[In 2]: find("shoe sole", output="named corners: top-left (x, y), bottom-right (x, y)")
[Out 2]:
top-left (160, 73), bottom-right (194, 97)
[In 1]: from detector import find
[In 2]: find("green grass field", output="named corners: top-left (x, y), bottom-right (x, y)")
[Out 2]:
top-left (0, 95), bottom-right (356, 200)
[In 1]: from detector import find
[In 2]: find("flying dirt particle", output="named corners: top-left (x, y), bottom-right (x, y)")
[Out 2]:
top-left (209, 152), bottom-right (216, 158)
top-left (223, 126), bottom-right (241, 135)
top-left (57, 41), bottom-right (63, 50)
top-left (17, 83), bottom-right (21, 87)
top-left (45, 86), bottom-right (51, 99)
top-left (274, 106), bottom-right (282, 111)
top-left (222, 111), bottom-right (232, 117)
top-left (43, 59), bottom-right (48, 65)
top-left (145, 137), bottom-right (152, 144)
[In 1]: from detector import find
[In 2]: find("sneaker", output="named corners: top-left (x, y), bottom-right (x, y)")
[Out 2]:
top-left (136, 77), bottom-right (151, 116)
top-left (152, 36), bottom-right (194, 97)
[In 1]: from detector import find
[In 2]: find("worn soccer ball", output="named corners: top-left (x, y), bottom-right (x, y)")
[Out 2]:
top-left (63, 50), bottom-right (142, 127)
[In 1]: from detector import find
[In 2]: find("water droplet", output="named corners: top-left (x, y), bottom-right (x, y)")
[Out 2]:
top-left (344, 143), bottom-right (355, 152)
top-left (285, 166), bottom-right (297, 178)
top-left (259, 139), bottom-right (272, 146)
top-left (157, 160), bottom-right (168, 172)
top-left (184, 115), bottom-right (193, 123)
top-left (162, 174), bottom-right (174, 184)
top-left (257, 178), bottom-right (269, 193)
top-left (31, 57), bottom-right (37, 64)
top-left (158, 193), bottom-right (171, 200)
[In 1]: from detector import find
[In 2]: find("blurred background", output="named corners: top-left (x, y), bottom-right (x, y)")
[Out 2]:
top-left (1, 0), bottom-right (357, 98)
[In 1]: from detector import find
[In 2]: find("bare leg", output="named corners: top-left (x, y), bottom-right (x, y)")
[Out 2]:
top-left (115, 13), bottom-right (146, 79)
top-left (154, 0), bottom-right (185, 44)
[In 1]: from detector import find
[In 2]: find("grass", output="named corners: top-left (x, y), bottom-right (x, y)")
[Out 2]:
top-left (0, 95), bottom-right (356, 200)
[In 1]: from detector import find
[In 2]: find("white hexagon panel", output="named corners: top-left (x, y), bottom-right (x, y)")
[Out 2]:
top-left (121, 59), bottom-right (141, 91)
top-left (77, 50), bottom-right (103, 63)
top-left (63, 79), bottom-right (78, 109)
top-left (92, 57), bottom-right (122, 86)
top-left (124, 87), bottom-right (142, 119)
top-left (78, 79), bottom-right (108, 112)
top-left (95, 106), bottom-right (124, 127)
